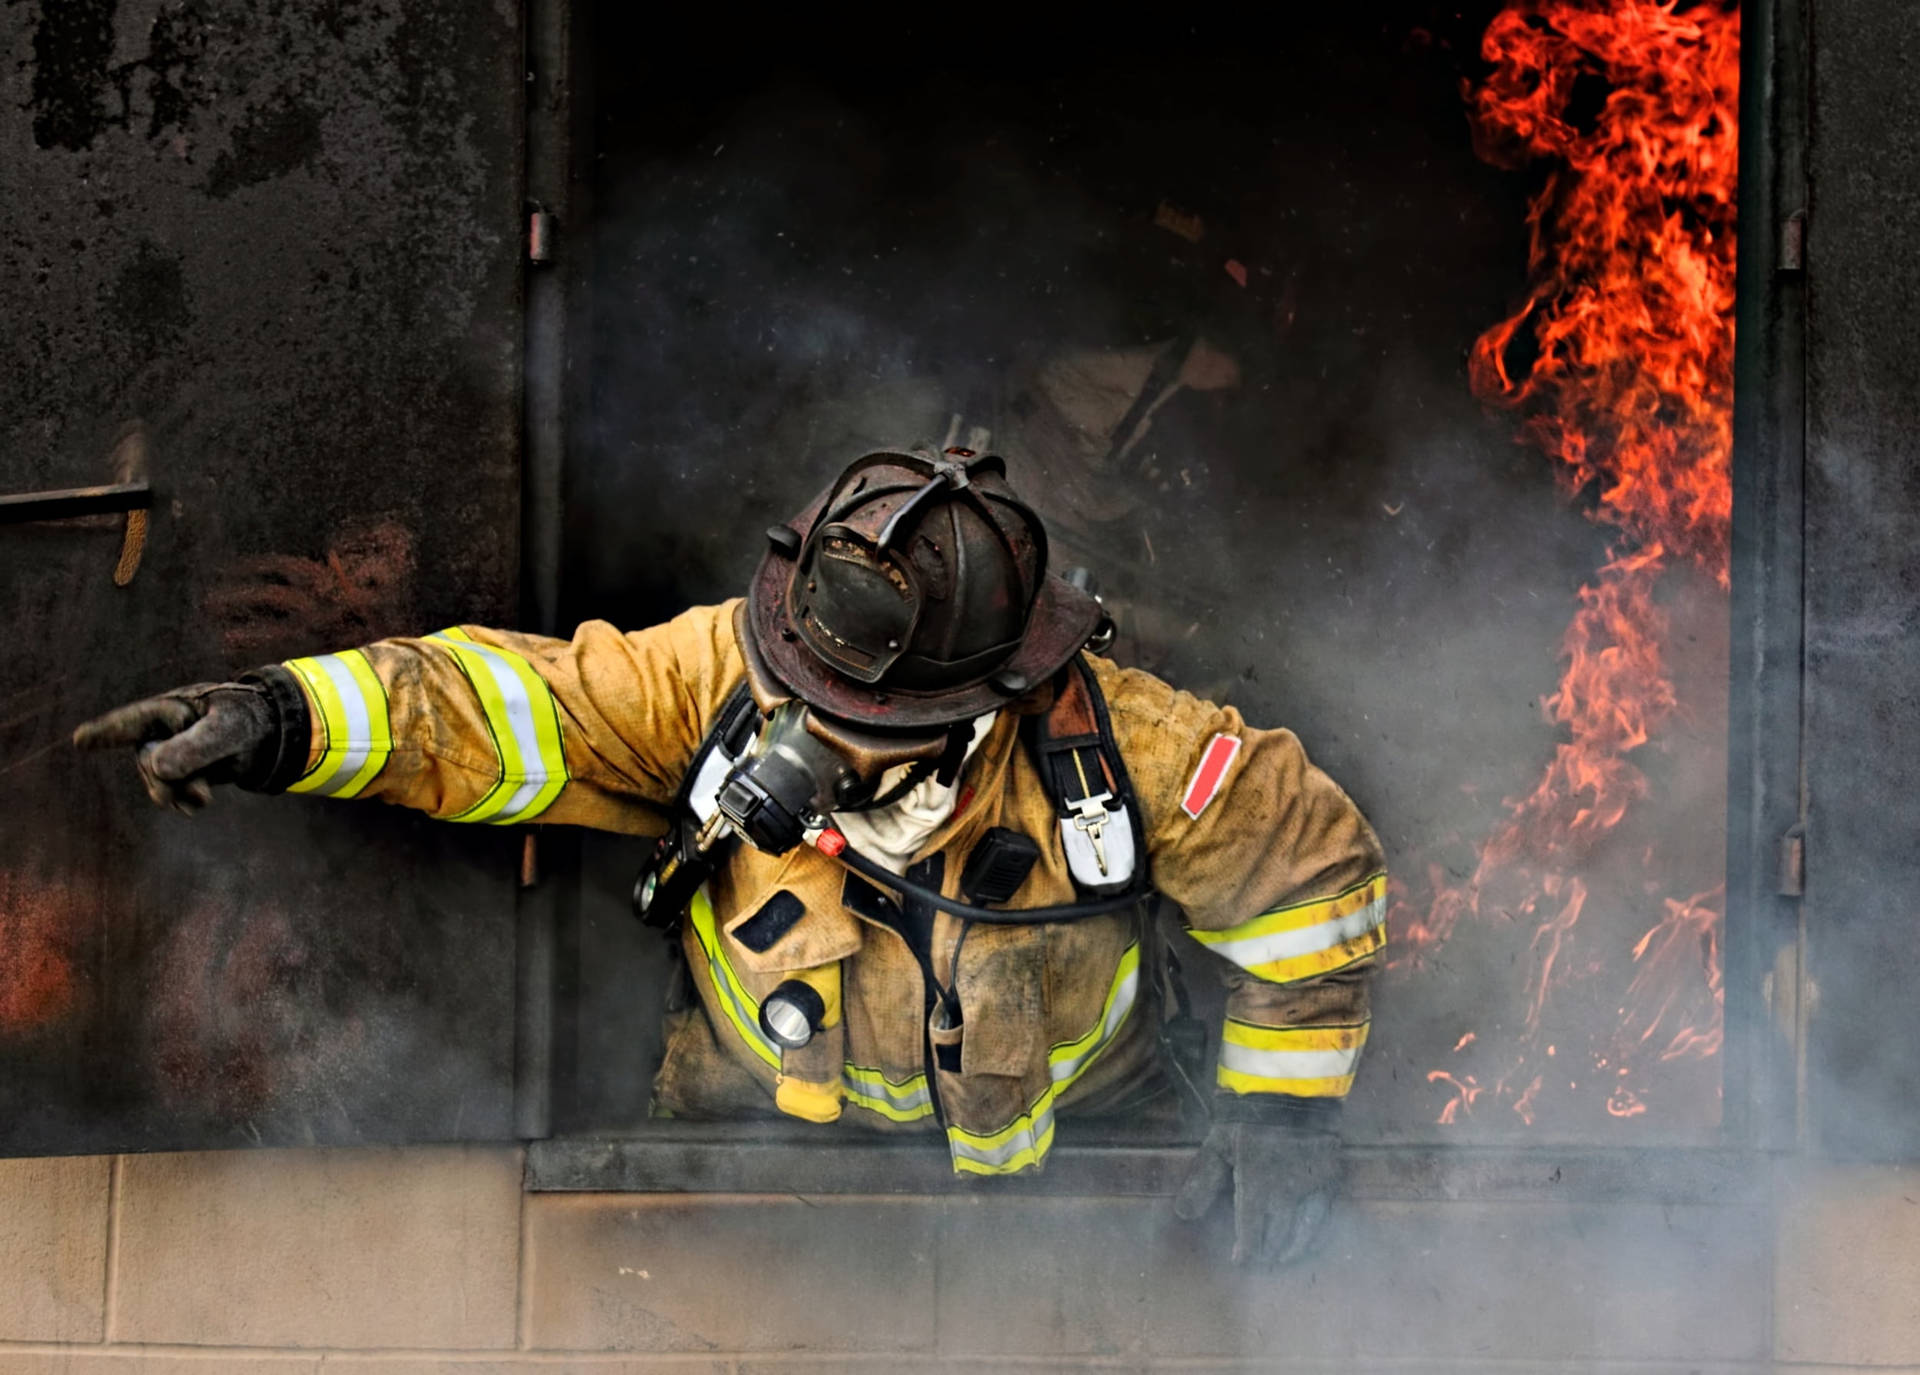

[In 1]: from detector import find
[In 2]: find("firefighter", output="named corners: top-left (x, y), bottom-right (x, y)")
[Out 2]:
top-left (75, 449), bottom-right (1386, 1266)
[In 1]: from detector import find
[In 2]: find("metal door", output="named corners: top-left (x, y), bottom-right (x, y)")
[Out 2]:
top-left (0, 0), bottom-right (529, 1153)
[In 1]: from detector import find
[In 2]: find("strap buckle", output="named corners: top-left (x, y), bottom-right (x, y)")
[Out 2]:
top-left (1069, 790), bottom-right (1116, 877)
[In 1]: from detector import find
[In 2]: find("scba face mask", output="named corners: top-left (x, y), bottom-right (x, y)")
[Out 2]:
top-left (630, 689), bottom-right (961, 928)
top-left (714, 700), bottom-right (964, 855)
top-left (634, 682), bottom-right (1148, 934)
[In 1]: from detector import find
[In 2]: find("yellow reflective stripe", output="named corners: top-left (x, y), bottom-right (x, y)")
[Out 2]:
top-left (947, 941), bottom-right (1140, 1175)
top-left (950, 1093), bottom-right (1057, 1176)
top-left (1189, 872), bottom-right (1388, 984)
top-left (426, 628), bottom-right (570, 824)
top-left (1221, 1020), bottom-right (1369, 1054)
top-left (282, 651), bottom-right (391, 798)
top-left (842, 1064), bottom-right (933, 1122)
top-left (1216, 1019), bottom-right (1369, 1098)
top-left (1245, 925), bottom-right (1387, 984)
top-left (1046, 942), bottom-right (1139, 1084)
top-left (1217, 1065), bottom-right (1357, 1097)
top-left (1189, 872), bottom-right (1387, 945)
top-left (686, 889), bottom-right (780, 1070)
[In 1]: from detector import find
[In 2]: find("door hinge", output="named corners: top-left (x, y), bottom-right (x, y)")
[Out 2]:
top-left (1778, 208), bottom-right (1807, 273)
top-left (528, 207), bottom-right (554, 264)
top-left (1777, 825), bottom-right (1806, 897)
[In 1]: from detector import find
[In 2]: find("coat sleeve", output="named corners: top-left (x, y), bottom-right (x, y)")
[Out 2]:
top-left (265, 600), bottom-right (746, 836)
top-left (1090, 657), bottom-right (1387, 1110)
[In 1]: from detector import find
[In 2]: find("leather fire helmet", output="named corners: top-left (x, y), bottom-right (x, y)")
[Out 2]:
top-left (743, 448), bottom-right (1102, 730)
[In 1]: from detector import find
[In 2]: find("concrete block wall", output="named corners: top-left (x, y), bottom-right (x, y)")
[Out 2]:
top-left (0, 1148), bottom-right (1913, 1372)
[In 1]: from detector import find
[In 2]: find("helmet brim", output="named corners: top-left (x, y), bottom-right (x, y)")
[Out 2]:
top-left (745, 491), bottom-right (1102, 728)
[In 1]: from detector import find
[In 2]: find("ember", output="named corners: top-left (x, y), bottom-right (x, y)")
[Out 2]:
top-left (1394, 0), bottom-right (1739, 1128)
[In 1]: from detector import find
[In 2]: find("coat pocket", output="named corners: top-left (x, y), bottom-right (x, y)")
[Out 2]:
top-left (953, 923), bottom-right (1047, 1079)
top-left (715, 845), bottom-right (864, 976)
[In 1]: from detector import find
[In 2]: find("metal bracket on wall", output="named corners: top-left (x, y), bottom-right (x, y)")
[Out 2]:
top-left (528, 206), bottom-right (554, 264)
top-left (1777, 824), bottom-right (1806, 896)
top-left (0, 480), bottom-right (150, 524)
top-left (0, 479), bottom-right (153, 586)
top-left (1778, 208), bottom-right (1807, 273)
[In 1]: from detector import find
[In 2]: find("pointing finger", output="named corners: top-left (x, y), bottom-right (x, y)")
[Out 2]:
top-left (73, 697), bottom-right (198, 751)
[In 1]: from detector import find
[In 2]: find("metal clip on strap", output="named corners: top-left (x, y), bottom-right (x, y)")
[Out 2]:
top-left (1036, 670), bottom-right (1139, 896)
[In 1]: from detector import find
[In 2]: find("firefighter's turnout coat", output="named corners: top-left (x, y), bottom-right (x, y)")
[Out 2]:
top-left (276, 601), bottom-right (1386, 1174)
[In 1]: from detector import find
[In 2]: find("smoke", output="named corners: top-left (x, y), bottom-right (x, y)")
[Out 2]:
top-left (552, 4), bottom-right (1740, 1147)
top-left (541, 15), bottom-right (1854, 1368)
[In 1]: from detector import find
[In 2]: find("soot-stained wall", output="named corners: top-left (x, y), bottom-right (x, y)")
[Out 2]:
top-left (560, 10), bottom-right (1733, 1142)
top-left (1802, 0), bottom-right (1920, 1158)
top-left (0, 0), bottom-right (527, 1152)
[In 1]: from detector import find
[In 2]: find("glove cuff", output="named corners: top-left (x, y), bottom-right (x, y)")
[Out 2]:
top-left (234, 666), bottom-right (313, 793)
top-left (1209, 1091), bottom-right (1343, 1132)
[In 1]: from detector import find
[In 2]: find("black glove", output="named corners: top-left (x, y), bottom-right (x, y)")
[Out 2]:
top-left (73, 674), bottom-right (301, 812)
top-left (1173, 1113), bottom-right (1345, 1267)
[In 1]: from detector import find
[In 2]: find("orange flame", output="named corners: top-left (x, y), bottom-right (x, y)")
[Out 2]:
top-left (1405, 0), bottom-right (1738, 1127)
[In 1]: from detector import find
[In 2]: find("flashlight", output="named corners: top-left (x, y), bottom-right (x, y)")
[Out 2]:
top-left (759, 979), bottom-right (829, 1049)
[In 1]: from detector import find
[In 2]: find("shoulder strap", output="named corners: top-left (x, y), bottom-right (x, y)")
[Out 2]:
top-left (1028, 657), bottom-right (1151, 896)
top-left (634, 678), bottom-right (757, 932)
top-left (673, 676), bottom-right (758, 822)
top-left (1038, 667), bottom-right (1203, 1118)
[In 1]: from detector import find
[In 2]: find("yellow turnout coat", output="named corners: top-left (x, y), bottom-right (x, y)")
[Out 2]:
top-left (276, 600), bottom-right (1386, 1173)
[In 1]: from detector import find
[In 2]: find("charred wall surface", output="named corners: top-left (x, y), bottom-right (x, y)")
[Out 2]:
top-left (0, 0), bottom-right (527, 1152)
top-left (1800, 0), bottom-right (1920, 1156)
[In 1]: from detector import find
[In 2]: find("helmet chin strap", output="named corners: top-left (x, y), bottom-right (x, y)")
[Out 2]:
top-left (833, 721), bottom-right (972, 814)
top-left (838, 757), bottom-right (935, 814)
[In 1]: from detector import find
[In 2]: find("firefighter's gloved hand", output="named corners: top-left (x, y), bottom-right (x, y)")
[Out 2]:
top-left (73, 681), bottom-right (279, 813)
top-left (1173, 1118), bottom-right (1343, 1267)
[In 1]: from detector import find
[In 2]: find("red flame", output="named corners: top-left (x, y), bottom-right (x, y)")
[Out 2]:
top-left (1402, 0), bottom-right (1738, 1128)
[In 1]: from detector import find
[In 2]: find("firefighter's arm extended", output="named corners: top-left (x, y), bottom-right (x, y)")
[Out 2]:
top-left (76, 601), bottom-right (746, 835)
top-left (1091, 658), bottom-right (1386, 1264)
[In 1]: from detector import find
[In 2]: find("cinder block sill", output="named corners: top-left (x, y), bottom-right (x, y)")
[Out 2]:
top-left (527, 1123), bottom-right (1760, 1202)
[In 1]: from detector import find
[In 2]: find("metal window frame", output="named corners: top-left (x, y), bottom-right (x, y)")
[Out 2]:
top-left (524, 0), bottom-right (1805, 1197)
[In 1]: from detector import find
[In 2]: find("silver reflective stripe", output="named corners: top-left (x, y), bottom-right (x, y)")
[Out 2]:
top-left (1049, 965), bottom-right (1138, 1085)
top-left (1217, 1041), bottom-right (1362, 1082)
top-left (1204, 894), bottom-right (1387, 970)
top-left (445, 637), bottom-right (551, 811)
top-left (844, 1068), bottom-right (932, 1116)
top-left (715, 960), bottom-right (776, 1060)
top-left (688, 894), bottom-right (779, 1066)
top-left (951, 1095), bottom-right (1056, 1170)
top-left (307, 654), bottom-right (375, 796)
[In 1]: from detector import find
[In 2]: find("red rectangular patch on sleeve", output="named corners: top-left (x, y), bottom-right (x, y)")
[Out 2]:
top-left (1180, 733), bottom-right (1241, 819)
